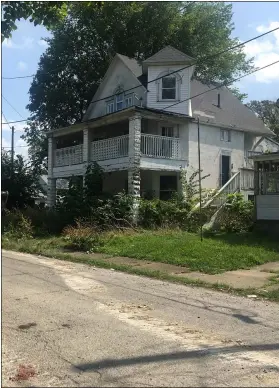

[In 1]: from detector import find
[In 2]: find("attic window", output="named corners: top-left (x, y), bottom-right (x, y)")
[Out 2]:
top-left (162, 76), bottom-right (176, 100)
top-left (116, 93), bottom-right (124, 111)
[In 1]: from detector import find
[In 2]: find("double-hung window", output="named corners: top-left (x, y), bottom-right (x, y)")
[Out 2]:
top-left (125, 95), bottom-right (133, 108)
top-left (116, 93), bottom-right (124, 111)
top-left (161, 76), bottom-right (176, 100)
top-left (106, 100), bottom-right (114, 114)
top-left (220, 129), bottom-right (231, 142)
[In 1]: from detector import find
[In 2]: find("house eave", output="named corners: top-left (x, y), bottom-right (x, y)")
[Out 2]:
top-left (192, 117), bottom-right (274, 136)
top-left (49, 106), bottom-right (193, 137)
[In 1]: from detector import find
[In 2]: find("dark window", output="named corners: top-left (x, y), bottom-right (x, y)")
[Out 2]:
top-left (162, 76), bottom-right (176, 100)
top-left (160, 176), bottom-right (177, 200)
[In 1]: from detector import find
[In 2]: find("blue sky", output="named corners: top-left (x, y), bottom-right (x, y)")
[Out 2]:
top-left (2, 2), bottom-right (279, 159)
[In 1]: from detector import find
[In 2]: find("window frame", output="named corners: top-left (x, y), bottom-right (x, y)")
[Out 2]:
top-left (106, 100), bottom-right (114, 114)
top-left (220, 129), bottom-right (231, 143)
top-left (161, 76), bottom-right (177, 101)
top-left (125, 94), bottom-right (133, 108)
top-left (115, 93), bottom-right (124, 111)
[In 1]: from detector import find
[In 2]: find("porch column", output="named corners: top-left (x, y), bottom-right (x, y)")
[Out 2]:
top-left (128, 114), bottom-right (142, 221)
top-left (47, 135), bottom-right (57, 207)
top-left (47, 178), bottom-right (56, 208)
top-left (83, 125), bottom-right (91, 164)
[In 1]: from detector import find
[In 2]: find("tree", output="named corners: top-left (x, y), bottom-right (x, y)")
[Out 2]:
top-left (1, 150), bottom-right (39, 209)
top-left (247, 100), bottom-right (279, 141)
top-left (1, 1), bottom-right (103, 41)
top-left (23, 1), bottom-right (253, 168)
top-left (1, 1), bottom-right (67, 41)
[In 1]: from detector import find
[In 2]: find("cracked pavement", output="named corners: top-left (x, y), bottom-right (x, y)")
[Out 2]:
top-left (2, 250), bottom-right (279, 387)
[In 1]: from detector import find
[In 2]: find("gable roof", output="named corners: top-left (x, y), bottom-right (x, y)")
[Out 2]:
top-left (143, 46), bottom-right (194, 64)
top-left (190, 80), bottom-right (273, 136)
top-left (84, 47), bottom-right (273, 136)
top-left (116, 54), bottom-right (143, 78)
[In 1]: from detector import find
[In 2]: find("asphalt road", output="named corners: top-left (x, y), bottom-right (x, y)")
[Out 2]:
top-left (2, 250), bottom-right (279, 387)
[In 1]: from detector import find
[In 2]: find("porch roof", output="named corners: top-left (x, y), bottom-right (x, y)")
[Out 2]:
top-left (251, 152), bottom-right (279, 162)
top-left (49, 106), bottom-right (192, 137)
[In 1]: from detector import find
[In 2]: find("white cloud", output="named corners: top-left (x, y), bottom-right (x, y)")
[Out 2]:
top-left (243, 40), bottom-right (274, 57)
top-left (243, 21), bottom-right (279, 83)
top-left (17, 61), bottom-right (28, 72)
top-left (254, 52), bottom-right (279, 83)
top-left (2, 36), bottom-right (34, 50)
top-left (38, 39), bottom-right (48, 47)
top-left (256, 21), bottom-right (279, 46)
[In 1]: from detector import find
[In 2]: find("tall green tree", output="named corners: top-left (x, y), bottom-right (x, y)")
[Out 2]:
top-left (247, 100), bottom-right (279, 141)
top-left (23, 1), bottom-right (253, 169)
top-left (1, 1), bottom-right (103, 41)
top-left (1, 150), bottom-right (39, 209)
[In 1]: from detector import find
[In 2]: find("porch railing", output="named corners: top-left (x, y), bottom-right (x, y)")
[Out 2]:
top-left (91, 134), bottom-right (129, 161)
top-left (141, 134), bottom-right (181, 159)
top-left (240, 168), bottom-right (254, 190)
top-left (54, 144), bottom-right (83, 167)
top-left (246, 150), bottom-right (263, 158)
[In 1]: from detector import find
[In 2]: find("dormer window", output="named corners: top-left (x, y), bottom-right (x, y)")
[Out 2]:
top-left (157, 70), bottom-right (182, 102)
top-left (162, 76), bottom-right (176, 100)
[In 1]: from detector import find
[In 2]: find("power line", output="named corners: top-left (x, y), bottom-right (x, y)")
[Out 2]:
top-left (2, 64), bottom-right (67, 80)
top-left (1, 26), bottom-right (279, 127)
top-left (1, 24), bottom-right (278, 99)
top-left (2, 145), bottom-right (29, 148)
top-left (163, 59), bottom-right (279, 111)
top-left (2, 58), bottom-right (279, 126)
top-left (2, 95), bottom-right (24, 119)
top-left (2, 111), bottom-right (12, 129)
top-left (86, 26), bottom-right (279, 107)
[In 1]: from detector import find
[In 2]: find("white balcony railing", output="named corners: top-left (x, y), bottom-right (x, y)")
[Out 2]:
top-left (246, 150), bottom-right (263, 158)
top-left (141, 134), bottom-right (181, 159)
top-left (55, 134), bottom-right (183, 167)
top-left (54, 144), bottom-right (83, 167)
top-left (91, 135), bottom-right (129, 161)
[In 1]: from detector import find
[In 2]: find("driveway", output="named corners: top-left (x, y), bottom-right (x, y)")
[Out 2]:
top-left (2, 250), bottom-right (279, 387)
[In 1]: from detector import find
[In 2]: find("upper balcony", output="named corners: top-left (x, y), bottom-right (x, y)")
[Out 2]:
top-left (53, 133), bottom-right (183, 172)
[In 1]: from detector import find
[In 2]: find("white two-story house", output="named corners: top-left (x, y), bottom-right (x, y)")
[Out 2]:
top-left (47, 46), bottom-right (278, 207)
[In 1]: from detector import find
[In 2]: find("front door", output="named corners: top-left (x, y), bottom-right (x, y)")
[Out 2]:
top-left (221, 155), bottom-right (230, 186)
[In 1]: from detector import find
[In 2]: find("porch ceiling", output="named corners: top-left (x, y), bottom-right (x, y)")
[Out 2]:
top-left (49, 106), bottom-right (192, 137)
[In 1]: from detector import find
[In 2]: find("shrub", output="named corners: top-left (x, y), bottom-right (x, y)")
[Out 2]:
top-left (217, 193), bottom-right (254, 233)
top-left (62, 220), bottom-right (104, 251)
top-left (138, 198), bottom-right (192, 229)
top-left (2, 209), bottom-right (33, 239)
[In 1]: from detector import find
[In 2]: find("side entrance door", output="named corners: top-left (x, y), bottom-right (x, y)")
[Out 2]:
top-left (221, 154), bottom-right (230, 186)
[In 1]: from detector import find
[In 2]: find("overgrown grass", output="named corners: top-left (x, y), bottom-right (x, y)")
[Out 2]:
top-left (2, 232), bottom-right (279, 302)
top-left (98, 230), bottom-right (279, 274)
top-left (3, 230), bottom-right (279, 275)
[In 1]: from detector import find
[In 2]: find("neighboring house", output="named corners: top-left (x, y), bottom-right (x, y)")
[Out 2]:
top-left (251, 152), bottom-right (279, 222)
top-left (47, 45), bottom-right (278, 207)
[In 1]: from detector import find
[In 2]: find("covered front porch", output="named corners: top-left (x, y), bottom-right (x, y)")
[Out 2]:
top-left (253, 152), bottom-right (279, 221)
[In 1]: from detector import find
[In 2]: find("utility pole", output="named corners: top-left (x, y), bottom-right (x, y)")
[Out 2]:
top-left (11, 126), bottom-right (15, 182)
top-left (197, 118), bottom-right (203, 242)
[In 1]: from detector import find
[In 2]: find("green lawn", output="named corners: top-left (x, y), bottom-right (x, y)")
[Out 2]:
top-left (2, 230), bottom-right (279, 275)
top-left (98, 230), bottom-right (279, 274)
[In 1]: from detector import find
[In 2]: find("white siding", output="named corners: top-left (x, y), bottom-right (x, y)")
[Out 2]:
top-left (257, 195), bottom-right (279, 220)
top-left (188, 122), bottom-right (245, 189)
top-left (255, 138), bottom-right (279, 153)
top-left (88, 58), bottom-right (145, 119)
top-left (147, 65), bottom-right (192, 116)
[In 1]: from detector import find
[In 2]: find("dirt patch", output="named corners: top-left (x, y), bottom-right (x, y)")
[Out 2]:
top-left (9, 364), bottom-right (36, 381)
